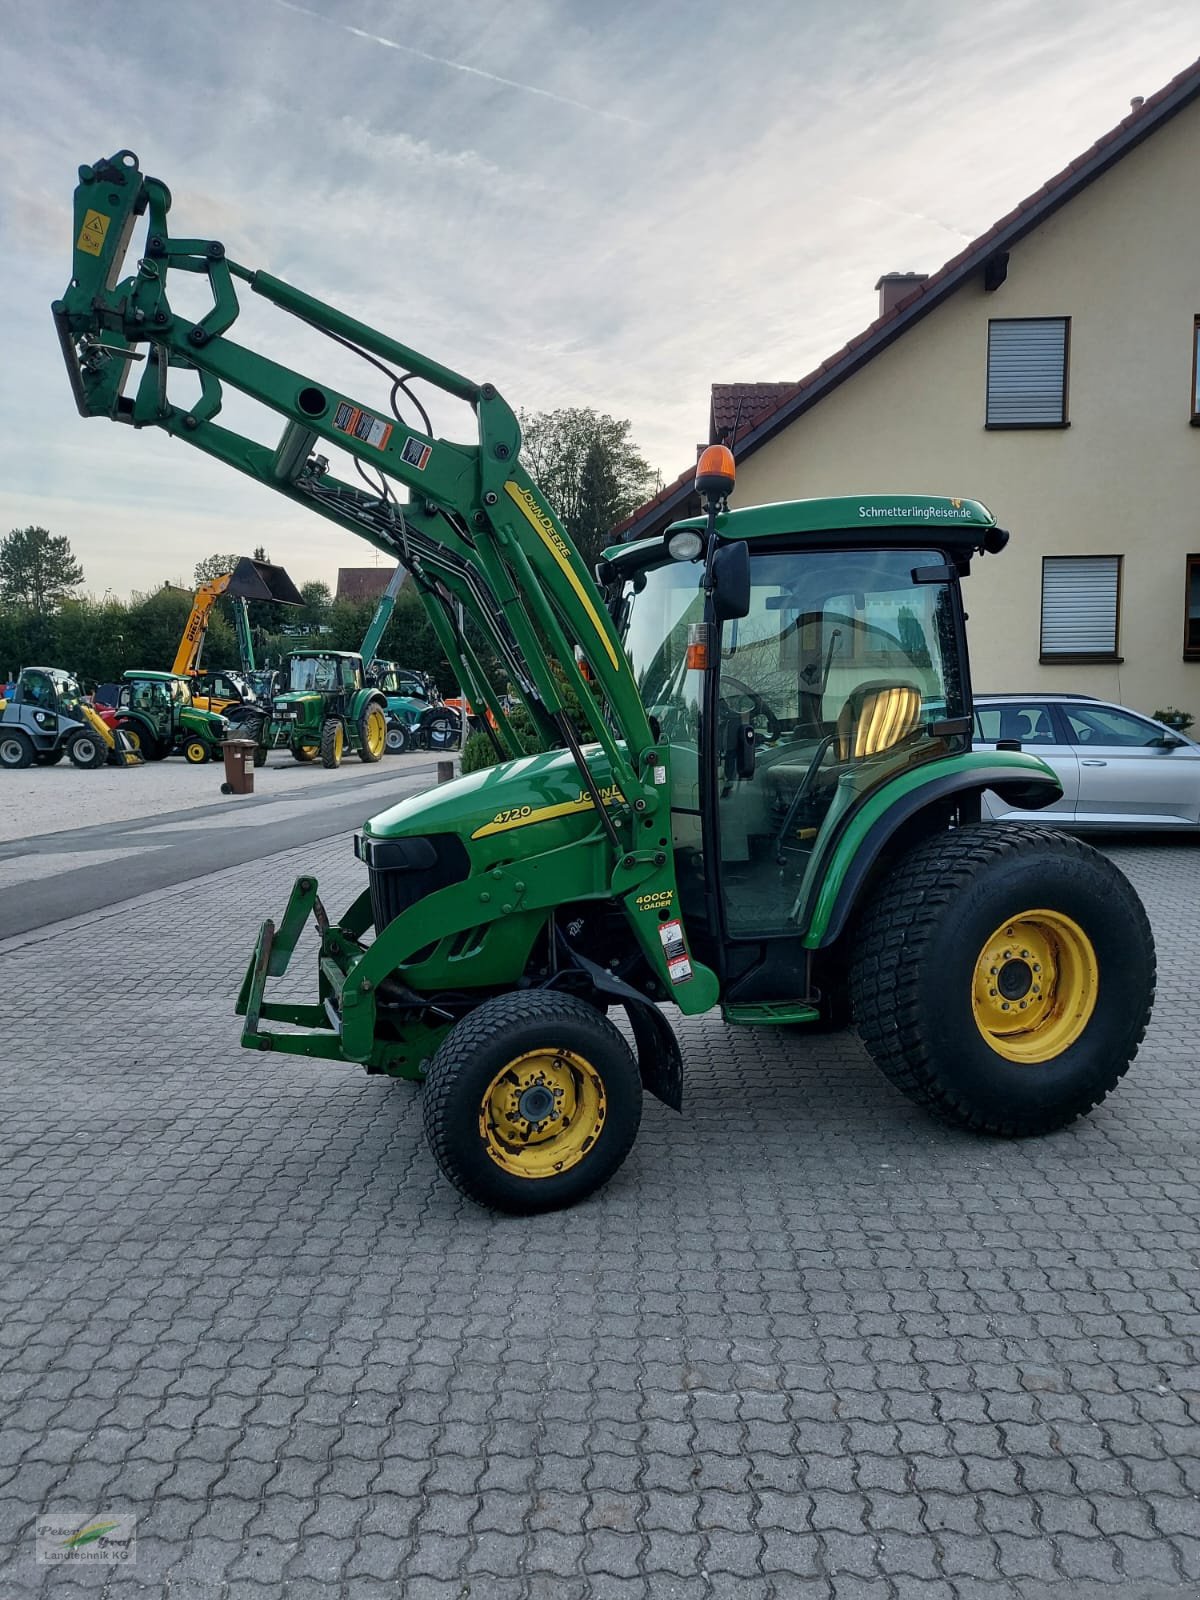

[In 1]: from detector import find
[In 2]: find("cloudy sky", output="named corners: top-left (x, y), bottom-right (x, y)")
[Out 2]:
top-left (1, 0), bottom-right (1195, 595)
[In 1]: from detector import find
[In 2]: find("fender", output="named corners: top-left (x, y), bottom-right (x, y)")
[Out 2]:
top-left (803, 754), bottom-right (1061, 950)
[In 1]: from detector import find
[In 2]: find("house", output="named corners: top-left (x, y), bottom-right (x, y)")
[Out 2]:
top-left (335, 566), bottom-right (405, 604)
top-left (617, 57), bottom-right (1200, 717)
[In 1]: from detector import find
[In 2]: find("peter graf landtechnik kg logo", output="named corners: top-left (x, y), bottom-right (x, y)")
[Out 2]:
top-left (36, 1513), bottom-right (137, 1563)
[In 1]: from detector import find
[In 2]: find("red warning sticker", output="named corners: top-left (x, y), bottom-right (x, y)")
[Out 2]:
top-left (658, 919), bottom-right (693, 983)
top-left (332, 401), bottom-right (393, 451)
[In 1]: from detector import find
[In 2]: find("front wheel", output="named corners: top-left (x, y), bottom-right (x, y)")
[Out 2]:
top-left (319, 719), bottom-right (344, 769)
top-left (183, 738), bottom-right (209, 764)
top-left (66, 731), bottom-right (107, 769)
top-left (422, 991), bottom-right (643, 1214)
top-left (385, 717), bottom-right (409, 754)
top-left (357, 703), bottom-right (387, 763)
top-left (850, 823), bottom-right (1155, 1137)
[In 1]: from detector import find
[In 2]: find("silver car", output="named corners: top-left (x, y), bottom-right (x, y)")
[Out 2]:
top-left (975, 693), bottom-right (1200, 830)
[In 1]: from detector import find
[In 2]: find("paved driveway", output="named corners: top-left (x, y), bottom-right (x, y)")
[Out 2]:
top-left (0, 836), bottom-right (1197, 1597)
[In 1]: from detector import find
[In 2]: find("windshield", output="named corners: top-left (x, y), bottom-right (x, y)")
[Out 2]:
top-left (289, 656), bottom-right (337, 692)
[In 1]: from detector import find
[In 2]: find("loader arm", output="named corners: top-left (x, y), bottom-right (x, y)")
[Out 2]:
top-left (53, 151), bottom-right (658, 834)
top-left (359, 562), bottom-right (407, 665)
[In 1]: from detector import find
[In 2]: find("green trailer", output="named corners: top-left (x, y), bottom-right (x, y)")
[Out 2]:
top-left (54, 152), bottom-right (1155, 1213)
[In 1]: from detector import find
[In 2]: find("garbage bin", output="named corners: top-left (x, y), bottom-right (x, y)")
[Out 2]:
top-left (220, 738), bottom-right (257, 796)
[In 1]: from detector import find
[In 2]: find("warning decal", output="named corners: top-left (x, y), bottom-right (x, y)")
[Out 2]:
top-left (332, 401), bottom-right (393, 451)
top-left (658, 919), bottom-right (693, 984)
top-left (76, 209), bottom-right (111, 258)
top-left (401, 436), bottom-right (432, 470)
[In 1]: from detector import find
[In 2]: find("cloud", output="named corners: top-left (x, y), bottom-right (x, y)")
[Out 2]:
top-left (0, 0), bottom-right (1197, 597)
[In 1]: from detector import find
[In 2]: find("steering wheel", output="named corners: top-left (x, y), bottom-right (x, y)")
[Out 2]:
top-left (720, 675), bottom-right (781, 743)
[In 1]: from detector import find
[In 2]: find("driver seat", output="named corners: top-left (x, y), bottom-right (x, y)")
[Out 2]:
top-left (836, 682), bottom-right (922, 761)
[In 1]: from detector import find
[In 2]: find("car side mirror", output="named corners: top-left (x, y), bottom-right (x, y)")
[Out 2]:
top-left (1150, 734), bottom-right (1186, 750)
top-left (710, 539), bottom-right (751, 623)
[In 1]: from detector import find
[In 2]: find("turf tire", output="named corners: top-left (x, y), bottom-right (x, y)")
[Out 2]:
top-left (850, 823), bottom-right (1155, 1136)
top-left (422, 991), bottom-right (642, 1214)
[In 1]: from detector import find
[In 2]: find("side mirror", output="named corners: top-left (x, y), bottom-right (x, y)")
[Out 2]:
top-left (710, 539), bottom-right (751, 623)
top-left (1150, 734), bottom-right (1186, 750)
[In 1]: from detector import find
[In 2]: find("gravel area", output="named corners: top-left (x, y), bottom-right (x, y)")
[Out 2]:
top-left (1, 750), bottom-right (448, 840)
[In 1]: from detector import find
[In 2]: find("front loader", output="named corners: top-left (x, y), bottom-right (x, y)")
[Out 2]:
top-left (54, 152), bottom-right (1155, 1213)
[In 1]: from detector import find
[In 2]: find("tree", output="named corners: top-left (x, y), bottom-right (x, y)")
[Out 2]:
top-left (0, 526), bottom-right (84, 611)
top-left (297, 580), bottom-right (332, 633)
top-left (193, 553), bottom-right (239, 587)
top-left (517, 408), bottom-right (658, 570)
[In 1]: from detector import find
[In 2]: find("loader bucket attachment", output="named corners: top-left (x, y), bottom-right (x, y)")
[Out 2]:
top-left (224, 557), bottom-right (304, 608)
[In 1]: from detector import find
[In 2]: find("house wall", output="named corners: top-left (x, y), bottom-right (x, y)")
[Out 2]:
top-left (734, 98), bottom-right (1200, 719)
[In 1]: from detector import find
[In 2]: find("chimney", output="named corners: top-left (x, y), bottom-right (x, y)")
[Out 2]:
top-left (1130, 95), bottom-right (1145, 112)
top-left (875, 271), bottom-right (929, 318)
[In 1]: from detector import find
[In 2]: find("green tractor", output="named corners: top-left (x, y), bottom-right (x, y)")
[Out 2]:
top-left (55, 152), bottom-right (1156, 1214)
top-left (113, 670), bottom-right (229, 762)
top-left (266, 649), bottom-right (388, 768)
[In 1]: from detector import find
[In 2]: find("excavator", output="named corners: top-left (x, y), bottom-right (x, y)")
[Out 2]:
top-left (54, 152), bottom-right (1156, 1213)
top-left (172, 557), bottom-right (303, 715)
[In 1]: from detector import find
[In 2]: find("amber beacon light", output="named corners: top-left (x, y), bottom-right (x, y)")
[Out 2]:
top-left (695, 444), bottom-right (736, 498)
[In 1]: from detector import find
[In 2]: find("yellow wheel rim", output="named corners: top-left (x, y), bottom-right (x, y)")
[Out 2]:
top-left (298, 745), bottom-right (318, 761)
top-left (333, 725), bottom-right (344, 760)
top-left (184, 741), bottom-right (207, 763)
top-left (124, 728), bottom-right (141, 750)
top-left (971, 909), bottom-right (1098, 1064)
top-left (479, 1048), bottom-right (606, 1179)
top-left (365, 707), bottom-right (386, 757)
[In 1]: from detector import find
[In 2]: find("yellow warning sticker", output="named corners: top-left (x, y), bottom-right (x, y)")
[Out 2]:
top-left (77, 209), bottom-right (111, 258)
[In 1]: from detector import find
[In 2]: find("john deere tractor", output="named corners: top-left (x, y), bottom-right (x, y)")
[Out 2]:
top-left (266, 649), bottom-right (388, 768)
top-left (54, 152), bottom-right (1156, 1213)
top-left (114, 670), bottom-right (229, 762)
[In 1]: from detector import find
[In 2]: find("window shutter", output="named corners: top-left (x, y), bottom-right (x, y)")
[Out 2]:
top-left (1041, 556), bottom-right (1120, 656)
top-left (987, 319), bottom-right (1068, 425)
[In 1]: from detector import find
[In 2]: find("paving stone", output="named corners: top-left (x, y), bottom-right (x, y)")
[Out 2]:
top-left (1, 837), bottom-right (1197, 1597)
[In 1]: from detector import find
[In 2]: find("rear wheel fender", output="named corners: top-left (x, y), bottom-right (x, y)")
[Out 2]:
top-left (809, 767), bottom-right (1062, 950)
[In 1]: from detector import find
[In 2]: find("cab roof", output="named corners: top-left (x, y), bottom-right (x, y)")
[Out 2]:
top-left (122, 669), bottom-right (186, 682)
top-left (603, 494), bottom-right (998, 571)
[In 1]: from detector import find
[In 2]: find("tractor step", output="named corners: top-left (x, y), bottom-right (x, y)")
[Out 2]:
top-left (722, 1000), bottom-right (821, 1027)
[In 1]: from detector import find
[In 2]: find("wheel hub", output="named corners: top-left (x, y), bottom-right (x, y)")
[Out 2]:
top-left (479, 1048), bottom-right (606, 1179)
top-left (971, 910), bottom-right (1098, 1064)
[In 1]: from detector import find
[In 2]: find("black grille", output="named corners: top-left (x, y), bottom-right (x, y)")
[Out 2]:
top-left (366, 833), bottom-right (471, 939)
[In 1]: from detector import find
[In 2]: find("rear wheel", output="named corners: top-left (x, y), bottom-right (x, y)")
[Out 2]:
top-left (320, 719), bottom-right (344, 769)
top-left (66, 730), bottom-right (107, 769)
top-left (0, 732), bottom-right (34, 769)
top-left (850, 823), bottom-right (1155, 1137)
top-left (422, 991), bottom-right (643, 1214)
top-left (357, 703), bottom-right (387, 763)
top-left (292, 743), bottom-right (318, 764)
top-left (121, 722), bottom-right (163, 760)
top-left (385, 717), bottom-right (409, 754)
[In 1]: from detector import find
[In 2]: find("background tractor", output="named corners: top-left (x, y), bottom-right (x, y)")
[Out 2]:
top-left (367, 660), bottom-right (460, 753)
top-left (0, 667), bottom-right (140, 768)
top-left (114, 670), bottom-right (229, 762)
top-left (266, 650), bottom-right (388, 768)
top-left (55, 151), bottom-right (1156, 1215)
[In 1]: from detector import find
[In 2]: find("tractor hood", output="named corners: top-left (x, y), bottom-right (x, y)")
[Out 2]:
top-left (363, 746), bottom-right (621, 857)
top-left (384, 694), bottom-right (428, 726)
top-left (181, 706), bottom-right (227, 733)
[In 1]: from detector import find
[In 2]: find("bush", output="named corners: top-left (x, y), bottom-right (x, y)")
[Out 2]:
top-left (1153, 706), bottom-right (1194, 732)
top-left (460, 731), bottom-right (500, 773)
